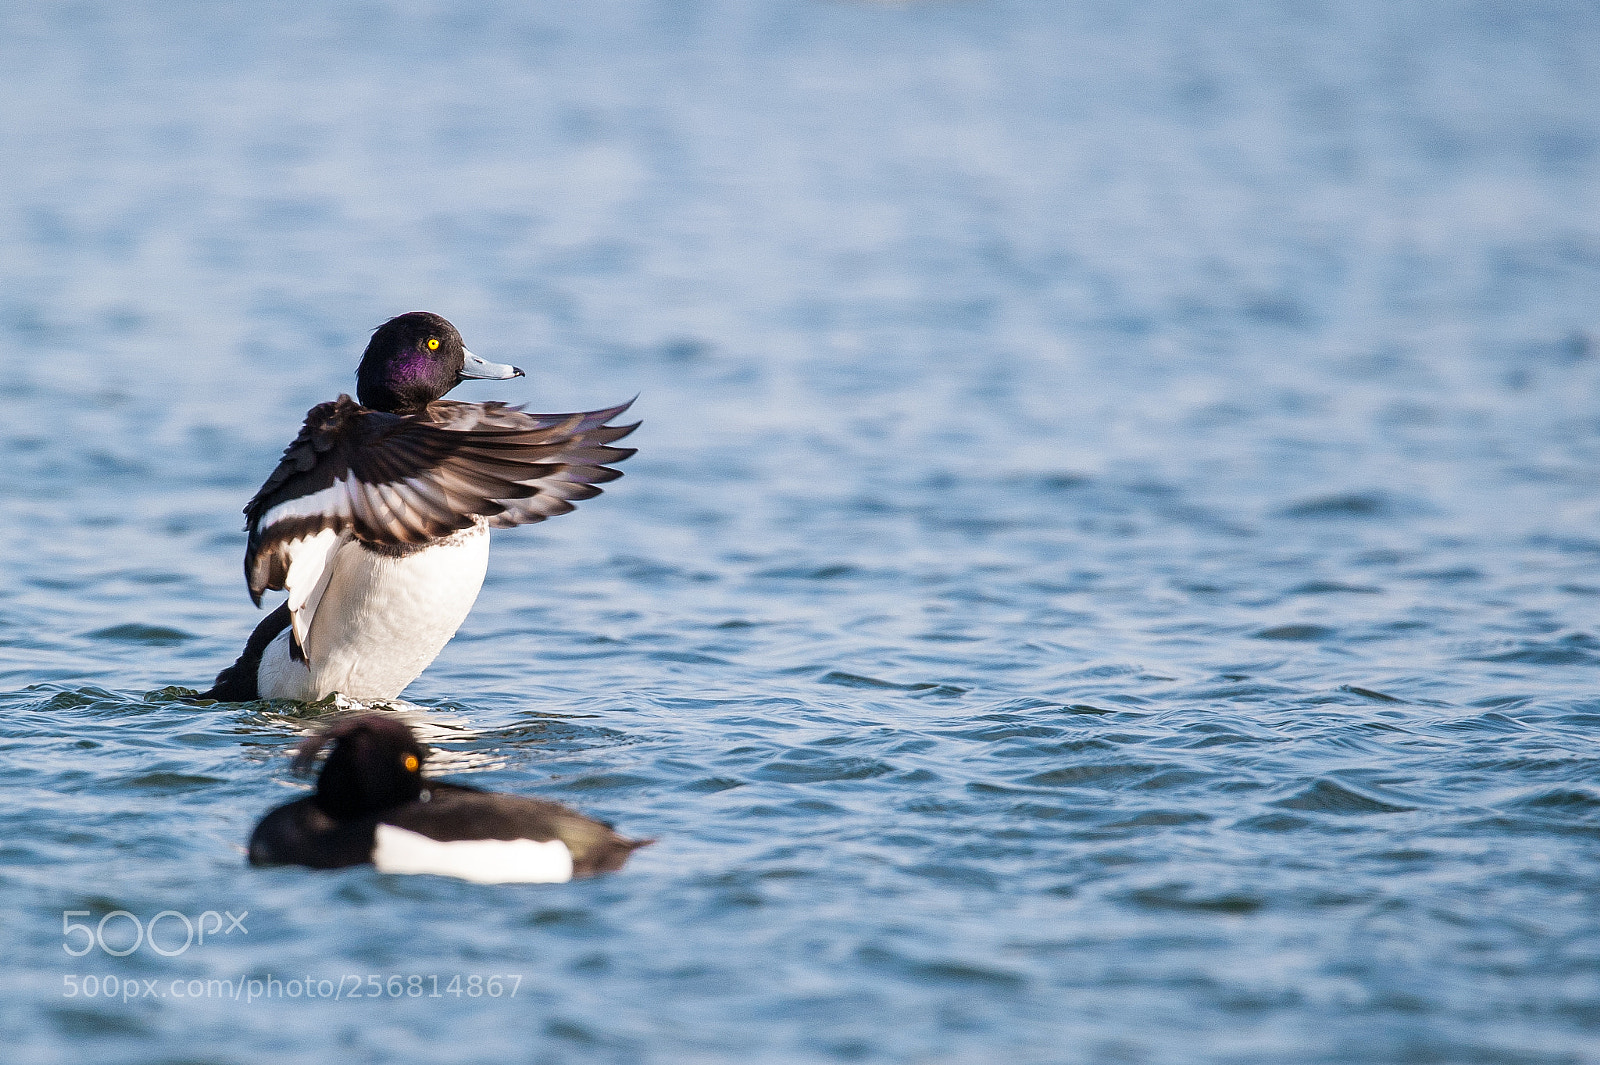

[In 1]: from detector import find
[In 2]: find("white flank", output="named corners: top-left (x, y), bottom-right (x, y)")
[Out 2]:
top-left (372, 824), bottom-right (574, 884)
top-left (256, 626), bottom-right (316, 700)
top-left (256, 522), bottom-right (491, 701)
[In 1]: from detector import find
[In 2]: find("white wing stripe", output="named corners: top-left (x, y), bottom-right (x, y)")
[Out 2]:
top-left (261, 478), bottom-right (352, 531)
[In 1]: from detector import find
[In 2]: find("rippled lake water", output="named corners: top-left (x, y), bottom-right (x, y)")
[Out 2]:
top-left (3, 1), bottom-right (1600, 1062)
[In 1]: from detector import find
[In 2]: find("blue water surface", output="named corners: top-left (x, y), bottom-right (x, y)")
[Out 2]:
top-left (2, 1), bottom-right (1599, 1062)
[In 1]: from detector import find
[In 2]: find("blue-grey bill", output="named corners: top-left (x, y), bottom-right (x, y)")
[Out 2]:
top-left (460, 349), bottom-right (525, 381)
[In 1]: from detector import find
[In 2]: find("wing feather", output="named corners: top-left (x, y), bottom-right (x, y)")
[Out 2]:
top-left (241, 395), bottom-right (637, 604)
top-left (283, 529), bottom-right (345, 654)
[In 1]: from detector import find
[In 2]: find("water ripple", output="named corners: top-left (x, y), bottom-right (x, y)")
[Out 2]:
top-left (4, 2), bottom-right (1600, 1061)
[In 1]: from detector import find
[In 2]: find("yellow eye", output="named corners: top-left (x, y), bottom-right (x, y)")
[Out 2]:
top-left (402, 754), bottom-right (419, 772)
top-left (426, 337), bottom-right (440, 350)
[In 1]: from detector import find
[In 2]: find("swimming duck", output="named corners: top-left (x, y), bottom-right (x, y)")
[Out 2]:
top-left (202, 312), bottom-right (637, 702)
top-left (249, 714), bottom-right (648, 882)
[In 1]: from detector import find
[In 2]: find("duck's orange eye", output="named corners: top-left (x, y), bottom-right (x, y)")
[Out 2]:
top-left (426, 337), bottom-right (440, 351)
top-left (402, 754), bottom-right (420, 772)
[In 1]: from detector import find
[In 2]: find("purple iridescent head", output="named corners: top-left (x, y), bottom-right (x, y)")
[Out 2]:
top-left (355, 311), bottom-right (523, 412)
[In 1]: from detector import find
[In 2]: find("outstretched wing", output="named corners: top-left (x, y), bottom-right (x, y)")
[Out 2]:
top-left (416, 399), bottom-right (640, 528)
top-left (241, 395), bottom-right (637, 649)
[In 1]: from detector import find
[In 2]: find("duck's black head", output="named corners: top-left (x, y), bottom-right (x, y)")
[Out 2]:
top-left (295, 714), bottom-right (428, 821)
top-left (356, 311), bottom-right (524, 412)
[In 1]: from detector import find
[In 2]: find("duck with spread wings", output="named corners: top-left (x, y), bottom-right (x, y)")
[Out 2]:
top-left (203, 312), bottom-right (637, 702)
